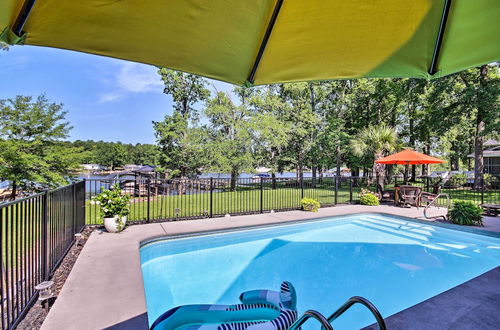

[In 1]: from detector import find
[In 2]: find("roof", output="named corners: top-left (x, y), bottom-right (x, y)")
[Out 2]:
top-left (468, 148), bottom-right (500, 158)
top-left (484, 139), bottom-right (500, 147)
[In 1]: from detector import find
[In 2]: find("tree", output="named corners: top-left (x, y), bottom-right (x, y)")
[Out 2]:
top-left (204, 91), bottom-right (255, 190)
top-left (94, 142), bottom-right (128, 170)
top-left (351, 124), bottom-right (398, 195)
top-left (157, 68), bottom-right (210, 119)
top-left (154, 68), bottom-right (211, 178)
top-left (153, 112), bottom-right (208, 178)
top-left (424, 65), bottom-right (499, 185)
top-left (250, 86), bottom-right (293, 189)
top-left (278, 83), bottom-right (321, 181)
top-left (0, 95), bottom-right (83, 199)
top-left (131, 144), bottom-right (161, 165)
top-left (457, 65), bottom-right (499, 188)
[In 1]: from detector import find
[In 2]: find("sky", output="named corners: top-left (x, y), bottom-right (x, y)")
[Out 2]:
top-left (0, 45), bottom-right (234, 144)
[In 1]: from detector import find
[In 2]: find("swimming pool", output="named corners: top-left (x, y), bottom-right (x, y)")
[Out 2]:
top-left (140, 213), bottom-right (500, 329)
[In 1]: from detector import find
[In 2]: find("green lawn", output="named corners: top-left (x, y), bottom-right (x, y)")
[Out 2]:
top-left (86, 181), bottom-right (499, 224)
top-left (86, 183), bottom-right (355, 224)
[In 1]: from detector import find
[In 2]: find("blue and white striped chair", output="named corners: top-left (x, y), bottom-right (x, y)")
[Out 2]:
top-left (150, 282), bottom-right (298, 330)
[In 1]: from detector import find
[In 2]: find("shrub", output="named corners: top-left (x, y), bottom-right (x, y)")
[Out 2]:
top-left (483, 173), bottom-right (494, 188)
top-left (449, 201), bottom-right (483, 226)
top-left (301, 198), bottom-right (320, 212)
top-left (359, 188), bottom-right (380, 206)
top-left (447, 173), bottom-right (467, 188)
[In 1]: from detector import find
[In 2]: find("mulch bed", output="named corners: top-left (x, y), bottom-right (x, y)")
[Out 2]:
top-left (17, 227), bottom-right (95, 330)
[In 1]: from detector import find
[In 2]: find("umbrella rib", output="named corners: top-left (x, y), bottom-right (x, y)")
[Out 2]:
top-left (12, 0), bottom-right (37, 36)
top-left (247, 0), bottom-right (284, 85)
top-left (429, 0), bottom-right (452, 75)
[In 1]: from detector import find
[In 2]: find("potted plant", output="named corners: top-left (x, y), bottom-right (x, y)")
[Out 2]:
top-left (92, 184), bottom-right (130, 233)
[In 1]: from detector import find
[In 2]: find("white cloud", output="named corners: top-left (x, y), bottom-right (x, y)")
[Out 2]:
top-left (98, 92), bottom-right (123, 103)
top-left (117, 62), bottom-right (163, 92)
top-left (98, 62), bottom-right (162, 103)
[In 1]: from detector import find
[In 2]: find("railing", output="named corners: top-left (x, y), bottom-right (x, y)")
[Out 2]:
top-left (84, 175), bottom-right (499, 224)
top-left (0, 181), bottom-right (85, 330)
top-left (423, 193), bottom-right (451, 220)
top-left (326, 296), bottom-right (386, 330)
top-left (289, 310), bottom-right (333, 330)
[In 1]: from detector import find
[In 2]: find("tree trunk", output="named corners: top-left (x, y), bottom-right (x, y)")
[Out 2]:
top-left (312, 165), bottom-right (317, 188)
top-left (473, 120), bottom-right (485, 190)
top-left (271, 172), bottom-right (277, 190)
top-left (386, 164), bottom-right (393, 184)
top-left (374, 152), bottom-right (385, 195)
top-left (473, 65), bottom-right (488, 190)
top-left (319, 167), bottom-right (323, 183)
top-left (336, 145), bottom-right (341, 178)
top-left (403, 165), bottom-right (409, 185)
top-left (467, 144), bottom-right (473, 171)
top-left (10, 180), bottom-right (17, 201)
top-left (230, 167), bottom-right (238, 191)
top-left (421, 137), bottom-right (431, 176)
top-left (297, 153), bottom-right (304, 183)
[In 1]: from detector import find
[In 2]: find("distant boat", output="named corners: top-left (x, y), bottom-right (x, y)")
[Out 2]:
top-left (255, 167), bottom-right (271, 173)
top-left (252, 173), bottom-right (271, 180)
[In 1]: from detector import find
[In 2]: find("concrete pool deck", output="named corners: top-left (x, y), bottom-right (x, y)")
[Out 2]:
top-left (40, 205), bottom-right (500, 330)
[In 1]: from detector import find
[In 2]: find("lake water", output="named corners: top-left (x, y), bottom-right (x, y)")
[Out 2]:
top-left (78, 172), bottom-right (333, 181)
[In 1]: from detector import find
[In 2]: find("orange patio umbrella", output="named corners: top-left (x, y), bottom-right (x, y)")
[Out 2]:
top-left (375, 149), bottom-right (445, 165)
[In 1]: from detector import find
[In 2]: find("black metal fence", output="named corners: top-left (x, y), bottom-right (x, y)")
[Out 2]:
top-left (0, 176), bottom-right (498, 328)
top-left (0, 181), bottom-right (85, 330)
top-left (84, 175), bottom-right (500, 224)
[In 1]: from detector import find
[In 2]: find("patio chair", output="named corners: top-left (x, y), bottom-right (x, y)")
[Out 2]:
top-left (399, 186), bottom-right (421, 208)
top-left (380, 190), bottom-right (395, 201)
top-left (420, 185), bottom-right (441, 206)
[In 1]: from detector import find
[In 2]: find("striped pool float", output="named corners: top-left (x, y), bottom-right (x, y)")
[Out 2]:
top-left (150, 281), bottom-right (298, 330)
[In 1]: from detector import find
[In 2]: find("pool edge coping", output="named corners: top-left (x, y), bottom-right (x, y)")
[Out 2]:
top-left (140, 211), bottom-right (500, 249)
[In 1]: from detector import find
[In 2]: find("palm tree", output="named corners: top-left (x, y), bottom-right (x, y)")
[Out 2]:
top-left (351, 124), bottom-right (398, 195)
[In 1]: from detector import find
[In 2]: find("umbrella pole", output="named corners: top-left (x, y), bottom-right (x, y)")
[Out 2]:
top-left (247, 0), bottom-right (284, 85)
top-left (429, 0), bottom-right (452, 75)
top-left (403, 164), bottom-right (409, 185)
top-left (12, 0), bottom-right (37, 36)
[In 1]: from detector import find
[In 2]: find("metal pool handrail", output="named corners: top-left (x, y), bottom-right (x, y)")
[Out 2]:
top-left (288, 310), bottom-right (333, 330)
top-left (323, 296), bottom-right (387, 330)
top-left (424, 193), bottom-right (451, 220)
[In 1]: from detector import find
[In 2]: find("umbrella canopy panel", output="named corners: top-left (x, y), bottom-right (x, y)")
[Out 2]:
top-left (1, 0), bottom-right (499, 86)
top-left (375, 149), bottom-right (445, 165)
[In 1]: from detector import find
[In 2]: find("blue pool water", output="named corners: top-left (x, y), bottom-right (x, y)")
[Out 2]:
top-left (140, 214), bottom-right (500, 329)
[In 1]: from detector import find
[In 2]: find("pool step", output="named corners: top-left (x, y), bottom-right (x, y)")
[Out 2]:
top-left (351, 218), bottom-right (432, 243)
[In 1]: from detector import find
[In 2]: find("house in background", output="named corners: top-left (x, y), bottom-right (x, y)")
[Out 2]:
top-left (468, 139), bottom-right (500, 176)
top-left (124, 164), bottom-right (142, 171)
top-left (80, 164), bottom-right (105, 172)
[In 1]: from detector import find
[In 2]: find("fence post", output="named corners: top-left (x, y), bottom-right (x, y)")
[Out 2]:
top-left (260, 178), bottom-right (264, 214)
top-left (481, 177), bottom-right (485, 205)
top-left (42, 191), bottom-right (49, 280)
top-left (72, 182), bottom-right (76, 235)
top-left (146, 179), bottom-right (151, 222)
top-left (334, 176), bottom-right (338, 205)
top-left (349, 178), bottom-right (353, 203)
top-left (83, 179), bottom-right (86, 227)
top-left (209, 178), bottom-right (213, 218)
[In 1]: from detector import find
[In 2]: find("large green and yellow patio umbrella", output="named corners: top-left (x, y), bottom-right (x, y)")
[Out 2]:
top-left (1, 0), bottom-right (499, 86)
